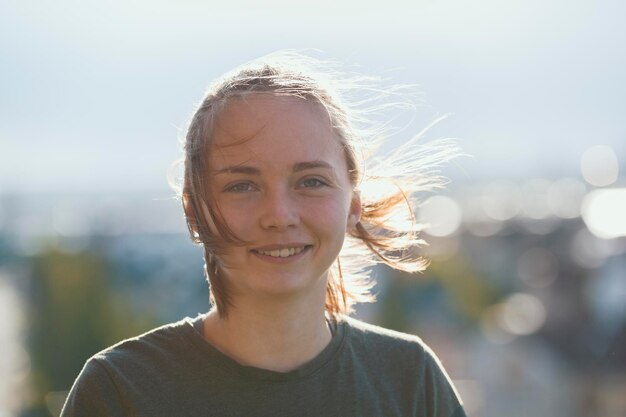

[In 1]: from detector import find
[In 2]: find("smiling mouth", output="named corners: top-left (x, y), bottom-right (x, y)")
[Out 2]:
top-left (252, 246), bottom-right (310, 258)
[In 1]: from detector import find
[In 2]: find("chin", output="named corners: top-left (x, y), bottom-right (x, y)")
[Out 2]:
top-left (248, 272), bottom-right (327, 298)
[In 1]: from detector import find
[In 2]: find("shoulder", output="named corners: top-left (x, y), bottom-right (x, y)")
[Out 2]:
top-left (61, 316), bottom-right (205, 416)
top-left (340, 316), bottom-right (428, 357)
top-left (337, 316), bottom-right (435, 382)
top-left (83, 316), bottom-right (206, 385)
top-left (337, 317), bottom-right (466, 416)
top-left (93, 316), bottom-right (199, 363)
top-left (338, 317), bottom-right (459, 390)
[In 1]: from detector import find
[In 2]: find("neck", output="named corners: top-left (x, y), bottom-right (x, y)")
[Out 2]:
top-left (203, 294), bottom-right (332, 373)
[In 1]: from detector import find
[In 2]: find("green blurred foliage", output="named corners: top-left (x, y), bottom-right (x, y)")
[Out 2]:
top-left (24, 247), bottom-right (158, 417)
top-left (429, 256), bottom-right (499, 321)
top-left (377, 255), bottom-right (498, 333)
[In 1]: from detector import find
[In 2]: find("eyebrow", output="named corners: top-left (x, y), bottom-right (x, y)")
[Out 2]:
top-left (215, 165), bottom-right (260, 176)
top-left (293, 160), bottom-right (333, 172)
top-left (215, 160), bottom-right (334, 175)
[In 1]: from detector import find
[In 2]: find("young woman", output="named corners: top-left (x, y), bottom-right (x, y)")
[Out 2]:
top-left (61, 53), bottom-right (466, 417)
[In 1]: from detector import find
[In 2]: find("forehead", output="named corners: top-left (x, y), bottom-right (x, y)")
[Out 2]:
top-left (209, 94), bottom-right (345, 168)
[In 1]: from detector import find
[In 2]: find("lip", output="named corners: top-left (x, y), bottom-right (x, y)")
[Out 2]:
top-left (250, 244), bottom-right (312, 264)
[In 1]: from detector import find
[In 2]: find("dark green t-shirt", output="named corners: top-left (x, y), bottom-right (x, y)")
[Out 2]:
top-left (61, 315), bottom-right (466, 417)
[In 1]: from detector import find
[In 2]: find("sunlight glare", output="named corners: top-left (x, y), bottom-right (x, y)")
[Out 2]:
top-left (581, 188), bottom-right (626, 239)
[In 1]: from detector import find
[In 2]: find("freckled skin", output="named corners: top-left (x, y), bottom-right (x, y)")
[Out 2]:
top-left (207, 95), bottom-right (361, 304)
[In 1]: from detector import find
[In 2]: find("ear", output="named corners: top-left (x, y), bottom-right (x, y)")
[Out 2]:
top-left (347, 190), bottom-right (362, 231)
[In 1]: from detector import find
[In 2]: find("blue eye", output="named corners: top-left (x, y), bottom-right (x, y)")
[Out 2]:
top-left (225, 182), bottom-right (256, 192)
top-left (301, 178), bottom-right (328, 188)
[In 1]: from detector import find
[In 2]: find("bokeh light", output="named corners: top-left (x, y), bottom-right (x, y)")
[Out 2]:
top-left (463, 190), bottom-right (504, 237)
top-left (481, 181), bottom-right (522, 222)
top-left (580, 145), bottom-right (619, 187)
top-left (420, 195), bottom-right (463, 237)
top-left (581, 188), bottom-right (626, 239)
top-left (480, 293), bottom-right (547, 344)
top-left (546, 178), bottom-right (587, 219)
top-left (499, 293), bottom-right (547, 336)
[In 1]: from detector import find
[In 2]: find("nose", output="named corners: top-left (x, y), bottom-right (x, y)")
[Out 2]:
top-left (259, 187), bottom-right (300, 230)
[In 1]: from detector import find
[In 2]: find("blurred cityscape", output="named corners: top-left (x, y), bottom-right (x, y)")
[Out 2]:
top-left (0, 145), bottom-right (624, 417)
top-left (2, 0), bottom-right (625, 415)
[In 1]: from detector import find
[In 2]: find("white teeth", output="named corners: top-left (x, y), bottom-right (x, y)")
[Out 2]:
top-left (258, 247), bottom-right (305, 258)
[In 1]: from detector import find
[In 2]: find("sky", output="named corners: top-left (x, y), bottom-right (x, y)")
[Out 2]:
top-left (1, 0), bottom-right (624, 194)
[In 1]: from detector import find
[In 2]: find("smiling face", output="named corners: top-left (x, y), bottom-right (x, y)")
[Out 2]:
top-left (206, 94), bottom-right (361, 305)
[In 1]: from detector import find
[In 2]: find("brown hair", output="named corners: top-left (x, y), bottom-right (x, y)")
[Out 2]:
top-left (178, 52), bottom-right (458, 318)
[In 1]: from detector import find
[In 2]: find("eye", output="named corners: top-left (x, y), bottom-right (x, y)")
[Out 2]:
top-left (224, 182), bottom-right (257, 193)
top-left (300, 177), bottom-right (329, 188)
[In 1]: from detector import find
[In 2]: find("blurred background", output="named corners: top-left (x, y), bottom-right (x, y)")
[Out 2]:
top-left (1, 0), bottom-right (625, 416)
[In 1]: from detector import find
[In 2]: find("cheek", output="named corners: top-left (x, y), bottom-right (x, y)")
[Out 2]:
top-left (219, 204), bottom-right (256, 236)
top-left (199, 193), bottom-right (256, 243)
top-left (304, 198), bottom-right (350, 232)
